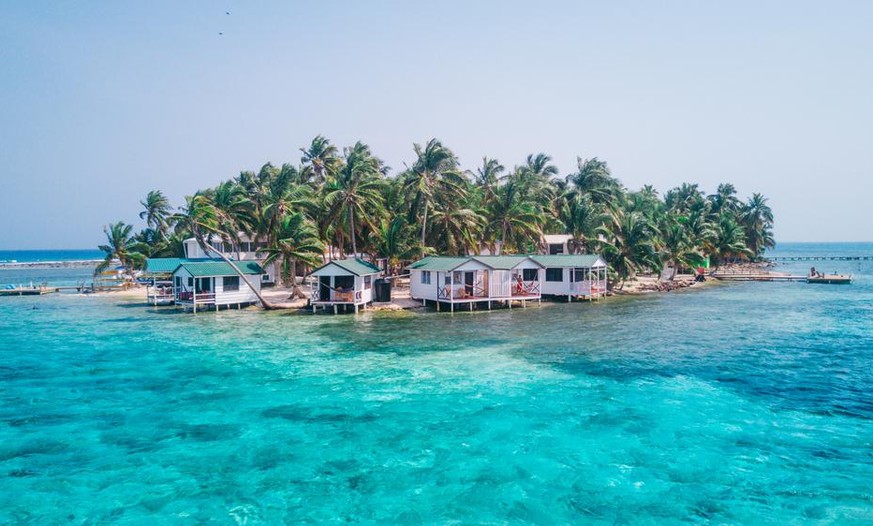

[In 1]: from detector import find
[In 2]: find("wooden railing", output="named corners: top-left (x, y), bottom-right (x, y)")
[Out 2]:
top-left (176, 291), bottom-right (216, 304)
top-left (311, 289), bottom-right (362, 303)
top-left (514, 280), bottom-right (540, 296)
top-left (440, 282), bottom-right (541, 300)
top-left (570, 281), bottom-right (606, 296)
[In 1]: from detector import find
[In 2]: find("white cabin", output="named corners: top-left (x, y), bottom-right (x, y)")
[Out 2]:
top-left (143, 257), bottom-right (209, 306)
top-left (308, 258), bottom-right (382, 313)
top-left (531, 254), bottom-right (608, 300)
top-left (171, 260), bottom-right (265, 312)
top-left (183, 234), bottom-right (278, 285)
top-left (408, 255), bottom-right (544, 311)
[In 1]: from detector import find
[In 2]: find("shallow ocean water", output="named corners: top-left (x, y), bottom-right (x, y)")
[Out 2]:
top-left (1, 244), bottom-right (872, 524)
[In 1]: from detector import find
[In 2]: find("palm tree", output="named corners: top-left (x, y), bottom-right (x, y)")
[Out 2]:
top-left (658, 214), bottom-right (697, 281)
top-left (473, 156), bottom-right (504, 205)
top-left (370, 216), bottom-right (419, 275)
top-left (260, 177), bottom-right (313, 242)
top-left (597, 207), bottom-right (660, 286)
top-left (665, 183), bottom-right (705, 215)
top-left (96, 222), bottom-right (143, 277)
top-left (428, 203), bottom-right (484, 256)
top-left (712, 213), bottom-right (750, 265)
top-left (300, 135), bottom-right (341, 185)
top-left (139, 190), bottom-right (173, 238)
top-left (517, 153), bottom-right (559, 189)
top-left (567, 157), bottom-right (622, 207)
top-left (207, 181), bottom-right (256, 258)
top-left (562, 193), bottom-right (604, 254)
top-left (324, 141), bottom-right (386, 257)
top-left (404, 139), bottom-right (467, 246)
top-left (262, 212), bottom-right (324, 299)
top-left (708, 183), bottom-right (740, 216)
top-left (486, 179), bottom-right (544, 254)
top-left (740, 193), bottom-right (775, 258)
top-left (683, 200), bottom-right (716, 256)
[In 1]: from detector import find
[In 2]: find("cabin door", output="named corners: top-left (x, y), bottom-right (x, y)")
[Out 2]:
top-left (319, 276), bottom-right (330, 301)
top-left (464, 272), bottom-right (475, 296)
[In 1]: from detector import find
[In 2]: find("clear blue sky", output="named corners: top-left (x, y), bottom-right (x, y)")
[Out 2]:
top-left (2, 1), bottom-right (871, 249)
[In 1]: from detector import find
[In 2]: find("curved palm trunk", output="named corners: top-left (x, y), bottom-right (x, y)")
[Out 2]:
top-left (288, 259), bottom-right (307, 299)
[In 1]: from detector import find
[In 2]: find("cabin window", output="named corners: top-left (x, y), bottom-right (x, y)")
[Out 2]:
top-left (364, 276), bottom-right (372, 289)
top-left (523, 268), bottom-right (538, 281)
top-left (549, 244), bottom-right (564, 255)
top-left (187, 277), bottom-right (194, 287)
top-left (175, 276), bottom-right (182, 289)
top-left (545, 268), bottom-right (563, 282)
top-left (445, 275), bottom-right (451, 285)
top-left (421, 271), bottom-right (431, 284)
top-left (453, 273), bottom-right (462, 285)
top-left (224, 276), bottom-right (239, 291)
top-left (572, 269), bottom-right (588, 282)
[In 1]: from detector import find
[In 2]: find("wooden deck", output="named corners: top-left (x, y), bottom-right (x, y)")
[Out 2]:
top-left (0, 287), bottom-right (56, 296)
top-left (711, 273), bottom-right (807, 282)
top-left (712, 272), bottom-right (853, 284)
top-left (768, 256), bottom-right (872, 262)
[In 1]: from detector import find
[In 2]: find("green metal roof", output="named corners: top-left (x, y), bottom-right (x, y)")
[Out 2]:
top-left (472, 255), bottom-right (543, 270)
top-left (531, 254), bottom-right (605, 268)
top-left (409, 255), bottom-right (542, 271)
top-left (313, 258), bottom-right (381, 276)
top-left (144, 258), bottom-right (213, 274)
top-left (174, 260), bottom-right (264, 277)
top-left (407, 256), bottom-right (472, 272)
top-left (409, 254), bottom-right (607, 272)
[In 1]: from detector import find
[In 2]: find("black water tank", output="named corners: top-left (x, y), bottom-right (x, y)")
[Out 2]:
top-left (374, 279), bottom-right (392, 302)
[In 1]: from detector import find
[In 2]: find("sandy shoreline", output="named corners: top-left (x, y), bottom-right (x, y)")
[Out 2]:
top-left (94, 273), bottom-right (714, 313)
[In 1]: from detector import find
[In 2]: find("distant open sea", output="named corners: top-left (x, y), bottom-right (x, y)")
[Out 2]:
top-left (0, 249), bottom-right (103, 263)
top-left (1, 242), bottom-right (872, 523)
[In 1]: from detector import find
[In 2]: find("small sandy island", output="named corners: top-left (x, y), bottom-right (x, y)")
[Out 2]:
top-left (99, 272), bottom-right (714, 312)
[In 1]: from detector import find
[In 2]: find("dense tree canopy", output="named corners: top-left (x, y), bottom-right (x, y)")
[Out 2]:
top-left (104, 136), bottom-right (775, 287)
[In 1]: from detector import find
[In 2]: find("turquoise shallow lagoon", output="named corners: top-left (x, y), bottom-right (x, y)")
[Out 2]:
top-left (1, 244), bottom-right (872, 524)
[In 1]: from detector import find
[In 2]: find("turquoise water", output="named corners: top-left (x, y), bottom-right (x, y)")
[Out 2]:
top-left (1, 244), bottom-right (872, 523)
top-left (0, 249), bottom-right (103, 263)
top-left (0, 250), bottom-right (103, 288)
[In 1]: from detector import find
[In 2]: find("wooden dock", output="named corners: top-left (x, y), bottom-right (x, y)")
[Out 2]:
top-left (768, 256), bottom-right (872, 262)
top-left (0, 287), bottom-right (57, 296)
top-left (711, 273), bottom-right (807, 282)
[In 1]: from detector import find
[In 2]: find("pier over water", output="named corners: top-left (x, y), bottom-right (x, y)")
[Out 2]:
top-left (767, 255), bottom-right (872, 262)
